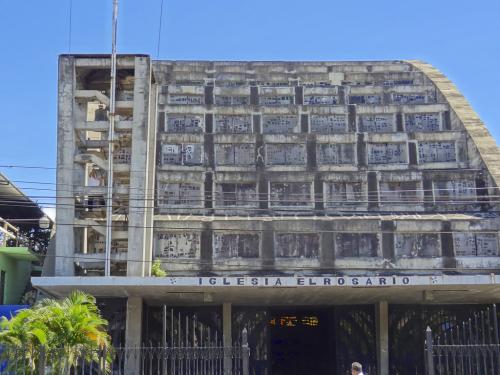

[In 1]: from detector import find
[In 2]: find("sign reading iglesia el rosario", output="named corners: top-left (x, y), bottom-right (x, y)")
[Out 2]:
top-left (149, 274), bottom-right (499, 287)
top-left (32, 274), bottom-right (500, 289)
top-left (196, 276), bottom-right (413, 287)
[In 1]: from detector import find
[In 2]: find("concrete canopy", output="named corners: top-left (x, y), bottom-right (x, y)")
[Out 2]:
top-left (32, 275), bottom-right (500, 306)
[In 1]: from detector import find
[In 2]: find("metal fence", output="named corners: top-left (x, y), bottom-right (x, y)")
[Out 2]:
top-left (0, 329), bottom-right (249, 375)
top-left (0, 217), bottom-right (18, 247)
top-left (425, 304), bottom-right (500, 375)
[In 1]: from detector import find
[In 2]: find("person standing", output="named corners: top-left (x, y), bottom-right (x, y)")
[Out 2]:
top-left (351, 362), bottom-right (364, 375)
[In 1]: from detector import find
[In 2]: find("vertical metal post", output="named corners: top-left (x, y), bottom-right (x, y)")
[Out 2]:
top-left (426, 326), bottom-right (435, 375)
top-left (97, 349), bottom-right (103, 375)
top-left (223, 302), bottom-right (232, 375)
top-left (38, 345), bottom-right (46, 375)
top-left (493, 304), bottom-right (500, 373)
top-left (163, 305), bottom-right (167, 375)
top-left (105, 0), bottom-right (119, 276)
top-left (242, 328), bottom-right (249, 375)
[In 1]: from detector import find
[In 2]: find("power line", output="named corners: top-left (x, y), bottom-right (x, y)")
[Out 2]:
top-left (4, 217), bottom-right (500, 235)
top-left (2, 190), bottom-right (499, 201)
top-left (5, 186), bottom-right (491, 204)
top-left (0, 199), bottom-right (498, 214)
top-left (5, 177), bottom-right (500, 197)
top-left (156, 0), bottom-right (165, 59)
top-left (20, 252), bottom-right (500, 271)
top-left (0, 200), bottom-right (495, 210)
top-left (105, 0), bottom-right (120, 277)
top-left (0, 164), bottom-right (56, 170)
top-left (0, 163), bottom-right (492, 176)
top-left (68, 0), bottom-right (73, 53)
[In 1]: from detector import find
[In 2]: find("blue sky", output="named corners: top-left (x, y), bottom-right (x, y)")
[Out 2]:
top-left (1, 0), bottom-right (499, 214)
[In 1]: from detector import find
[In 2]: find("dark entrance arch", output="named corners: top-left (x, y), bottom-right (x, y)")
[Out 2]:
top-left (233, 305), bottom-right (377, 375)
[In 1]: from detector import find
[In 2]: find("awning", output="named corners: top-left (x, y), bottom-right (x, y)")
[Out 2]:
top-left (0, 247), bottom-right (39, 261)
top-left (32, 275), bottom-right (500, 305)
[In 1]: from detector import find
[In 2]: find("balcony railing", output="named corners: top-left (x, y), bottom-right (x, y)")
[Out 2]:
top-left (0, 217), bottom-right (19, 247)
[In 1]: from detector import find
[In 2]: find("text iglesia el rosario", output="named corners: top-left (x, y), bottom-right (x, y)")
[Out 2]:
top-left (197, 276), bottom-right (412, 287)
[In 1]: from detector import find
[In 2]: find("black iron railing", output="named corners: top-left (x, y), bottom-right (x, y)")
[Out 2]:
top-left (425, 304), bottom-right (500, 375)
top-left (0, 330), bottom-right (250, 374)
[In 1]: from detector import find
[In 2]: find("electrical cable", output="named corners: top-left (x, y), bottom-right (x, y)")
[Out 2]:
top-left (0, 165), bottom-right (57, 170)
top-left (1, 190), bottom-right (498, 201)
top-left (0, 163), bottom-right (493, 176)
top-left (68, 0), bottom-right (73, 53)
top-left (156, 0), bottom-right (165, 59)
top-left (0, 200), bottom-right (498, 214)
top-left (17, 251), bottom-right (500, 271)
top-left (3, 179), bottom-right (499, 198)
top-left (3, 217), bottom-right (500, 235)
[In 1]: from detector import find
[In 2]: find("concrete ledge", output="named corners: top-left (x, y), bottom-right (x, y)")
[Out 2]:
top-left (32, 275), bottom-right (500, 304)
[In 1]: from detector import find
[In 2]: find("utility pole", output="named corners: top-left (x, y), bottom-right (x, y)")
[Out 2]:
top-left (105, 0), bottom-right (119, 277)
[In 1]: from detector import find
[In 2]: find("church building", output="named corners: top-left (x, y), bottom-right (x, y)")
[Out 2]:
top-left (34, 57), bottom-right (500, 374)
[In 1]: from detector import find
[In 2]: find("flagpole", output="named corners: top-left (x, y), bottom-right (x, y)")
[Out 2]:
top-left (105, 0), bottom-right (118, 277)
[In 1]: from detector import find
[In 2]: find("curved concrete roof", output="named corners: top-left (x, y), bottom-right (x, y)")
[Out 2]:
top-left (407, 60), bottom-right (500, 187)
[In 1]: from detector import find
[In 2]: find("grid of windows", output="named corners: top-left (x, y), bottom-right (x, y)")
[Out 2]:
top-left (453, 233), bottom-right (499, 256)
top-left (335, 233), bottom-right (379, 257)
top-left (215, 144), bottom-right (254, 166)
top-left (215, 115), bottom-right (252, 133)
top-left (155, 232), bottom-right (201, 258)
top-left (275, 233), bottom-right (319, 258)
top-left (157, 182), bottom-right (202, 207)
top-left (161, 144), bottom-right (204, 166)
top-left (367, 143), bottom-right (407, 164)
top-left (214, 183), bottom-right (257, 207)
top-left (270, 182), bottom-right (312, 207)
top-left (310, 115), bottom-right (347, 133)
top-left (166, 115), bottom-right (204, 133)
top-left (213, 233), bottom-right (260, 258)
top-left (266, 144), bottom-right (306, 165)
top-left (394, 233), bottom-right (440, 258)
top-left (316, 143), bottom-right (355, 165)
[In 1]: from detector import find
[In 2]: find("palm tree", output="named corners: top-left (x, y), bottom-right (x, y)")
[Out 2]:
top-left (0, 308), bottom-right (47, 370)
top-left (39, 291), bottom-right (112, 372)
top-left (0, 290), bottom-right (112, 374)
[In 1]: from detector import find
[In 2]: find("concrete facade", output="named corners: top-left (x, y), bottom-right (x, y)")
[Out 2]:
top-left (38, 57), bottom-right (500, 374)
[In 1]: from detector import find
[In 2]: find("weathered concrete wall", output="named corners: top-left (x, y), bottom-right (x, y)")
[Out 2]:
top-left (56, 58), bottom-right (500, 277)
top-left (55, 56), bottom-right (76, 276)
top-left (152, 215), bottom-right (500, 274)
top-left (55, 55), bottom-right (154, 275)
top-left (148, 60), bottom-right (500, 276)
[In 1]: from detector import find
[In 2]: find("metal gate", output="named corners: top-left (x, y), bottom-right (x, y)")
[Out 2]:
top-left (232, 305), bottom-right (377, 375)
top-left (0, 342), bottom-right (250, 375)
top-left (335, 305), bottom-right (377, 375)
top-left (425, 304), bottom-right (500, 375)
top-left (148, 306), bottom-right (249, 374)
top-left (389, 304), bottom-right (492, 375)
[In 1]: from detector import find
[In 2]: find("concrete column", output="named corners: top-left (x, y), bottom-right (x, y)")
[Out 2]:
top-left (55, 56), bottom-right (76, 276)
top-left (127, 57), bottom-right (153, 276)
top-left (143, 82), bottom-right (157, 276)
top-left (223, 302), bottom-right (232, 375)
top-left (376, 301), bottom-right (389, 375)
top-left (125, 296), bottom-right (143, 375)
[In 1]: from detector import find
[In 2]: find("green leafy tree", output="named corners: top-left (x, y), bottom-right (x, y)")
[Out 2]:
top-left (151, 259), bottom-right (167, 277)
top-left (0, 290), bottom-right (112, 373)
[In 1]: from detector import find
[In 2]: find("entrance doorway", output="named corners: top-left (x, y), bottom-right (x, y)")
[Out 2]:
top-left (268, 309), bottom-right (332, 375)
top-left (232, 305), bottom-right (377, 375)
top-left (143, 305), bottom-right (377, 374)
